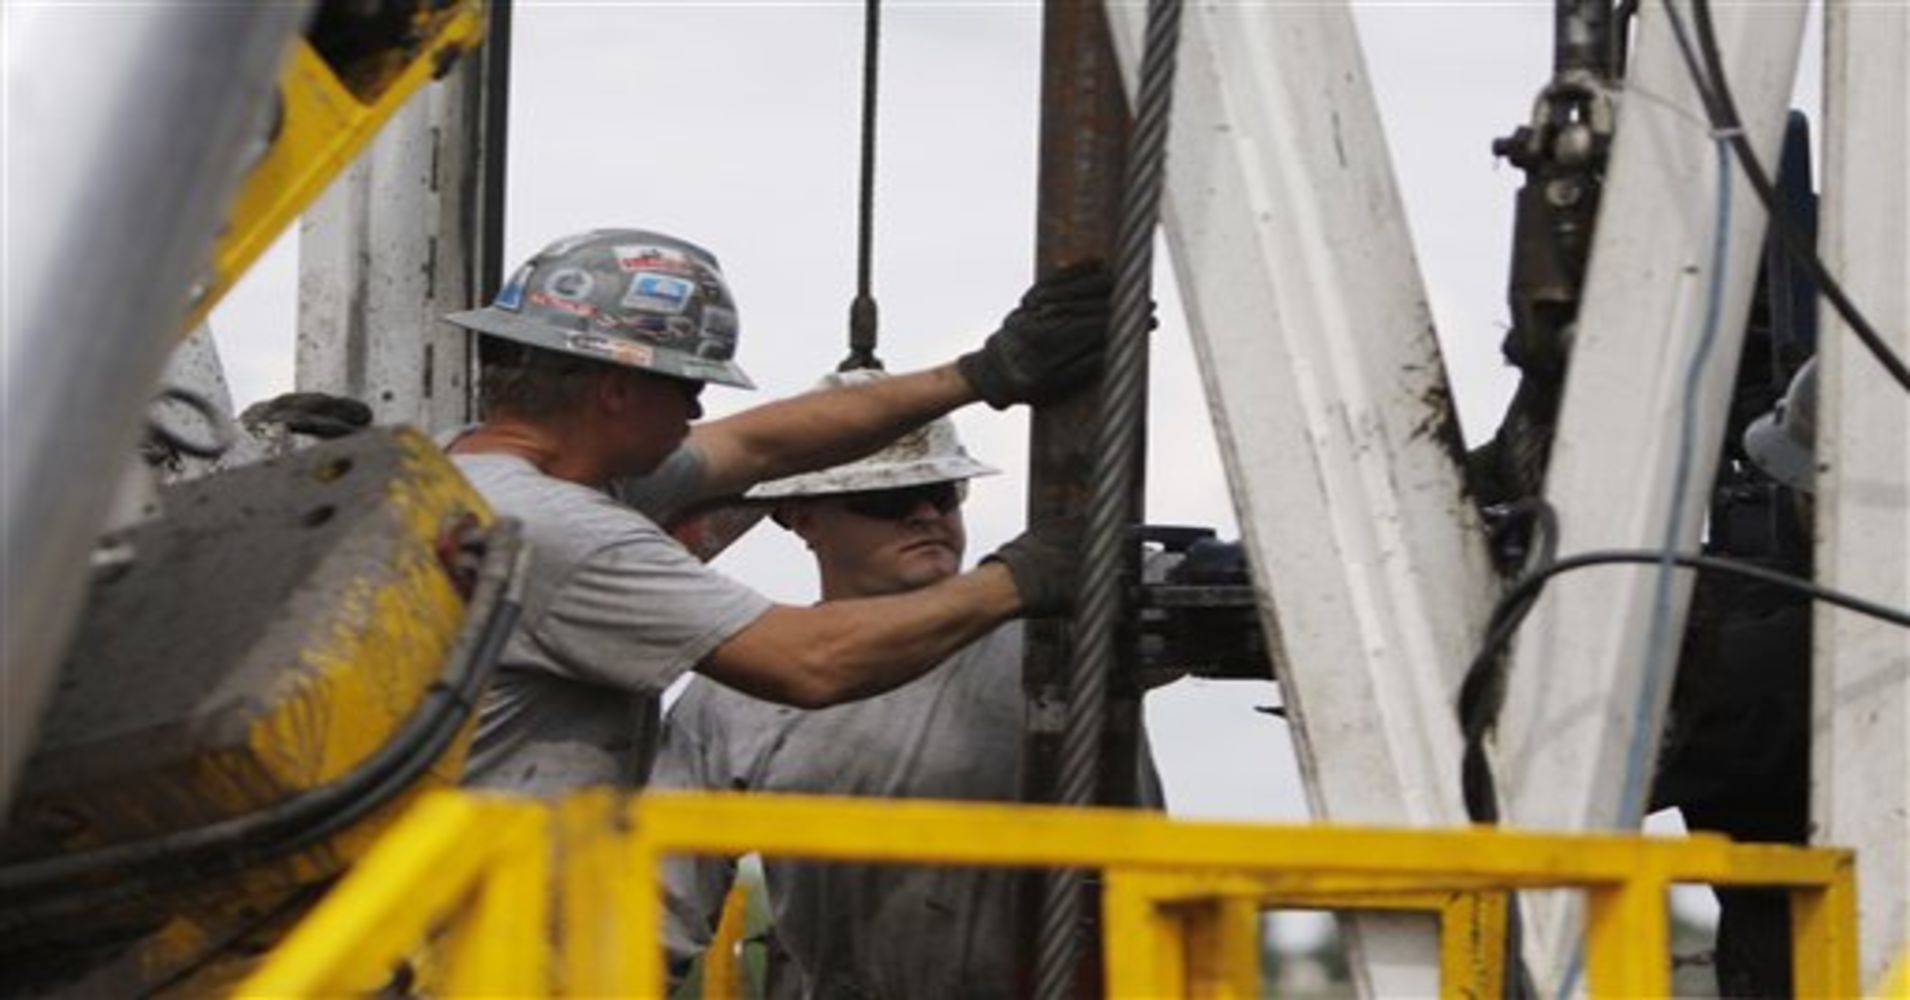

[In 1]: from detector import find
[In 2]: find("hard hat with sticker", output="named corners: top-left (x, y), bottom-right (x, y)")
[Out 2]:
top-left (446, 228), bottom-right (752, 388)
top-left (747, 370), bottom-right (997, 499)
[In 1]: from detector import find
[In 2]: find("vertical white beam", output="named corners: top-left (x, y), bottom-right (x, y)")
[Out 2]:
top-left (1493, 1), bottom-right (1805, 988)
top-left (298, 67), bottom-right (482, 433)
top-left (1814, 0), bottom-right (1910, 985)
top-left (1105, 3), bottom-right (1496, 993)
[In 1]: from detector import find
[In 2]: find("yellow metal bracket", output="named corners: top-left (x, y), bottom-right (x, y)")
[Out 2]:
top-left (240, 790), bottom-right (1860, 998)
top-left (186, 1), bottom-right (485, 332)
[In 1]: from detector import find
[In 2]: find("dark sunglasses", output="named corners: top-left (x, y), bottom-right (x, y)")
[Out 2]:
top-left (838, 481), bottom-right (967, 521)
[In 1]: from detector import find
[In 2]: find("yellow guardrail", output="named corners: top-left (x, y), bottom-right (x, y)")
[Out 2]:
top-left (701, 880), bottom-right (751, 999)
top-left (238, 789), bottom-right (1857, 998)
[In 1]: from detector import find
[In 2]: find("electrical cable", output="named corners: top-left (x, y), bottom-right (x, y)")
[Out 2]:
top-left (0, 522), bottom-right (524, 920)
top-left (1662, 0), bottom-right (1910, 393)
top-left (1457, 513), bottom-right (1910, 824)
top-left (840, 0), bottom-right (883, 373)
top-left (1621, 135), bottom-right (1732, 831)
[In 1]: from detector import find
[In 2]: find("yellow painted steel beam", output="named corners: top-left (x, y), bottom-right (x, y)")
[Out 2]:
top-left (244, 789), bottom-right (1856, 998)
top-left (1792, 849), bottom-right (1861, 997)
top-left (1098, 869), bottom-right (1504, 1000)
top-left (702, 881), bottom-right (751, 999)
top-left (440, 804), bottom-right (552, 997)
top-left (630, 792), bottom-right (1848, 888)
top-left (1103, 871), bottom-right (1188, 998)
top-left (237, 794), bottom-right (532, 996)
top-left (1178, 895), bottom-right (1262, 1000)
top-left (186, 1), bottom-right (485, 331)
top-left (555, 792), bottom-right (646, 998)
top-left (1584, 870), bottom-right (1671, 998)
top-left (1877, 949), bottom-right (1910, 998)
top-left (1438, 890), bottom-right (1509, 1000)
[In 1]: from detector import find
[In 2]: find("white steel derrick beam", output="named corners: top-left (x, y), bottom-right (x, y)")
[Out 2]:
top-left (1, 3), bottom-right (309, 810)
top-left (1814, 0), bottom-right (1910, 985)
top-left (1104, 3), bottom-right (1496, 994)
top-left (298, 65), bottom-right (487, 434)
top-left (1493, 1), bottom-right (1806, 989)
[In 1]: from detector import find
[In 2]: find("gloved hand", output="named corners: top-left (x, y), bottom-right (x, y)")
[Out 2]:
top-left (957, 261), bottom-right (1113, 409)
top-left (240, 392), bottom-right (373, 439)
top-left (984, 517), bottom-right (1085, 617)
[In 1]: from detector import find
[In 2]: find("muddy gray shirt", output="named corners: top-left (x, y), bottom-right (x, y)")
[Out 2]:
top-left (452, 447), bottom-right (772, 793)
top-left (654, 622), bottom-right (1162, 999)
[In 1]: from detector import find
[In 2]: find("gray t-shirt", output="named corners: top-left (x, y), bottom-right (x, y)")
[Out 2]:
top-left (654, 623), bottom-right (1163, 999)
top-left (453, 447), bottom-right (772, 793)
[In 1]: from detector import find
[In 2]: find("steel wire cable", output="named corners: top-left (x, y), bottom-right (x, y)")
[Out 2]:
top-left (1668, 0), bottom-right (1910, 393)
top-left (1032, 1), bottom-right (1183, 996)
top-left (841, 0), bottom-right (884, 372)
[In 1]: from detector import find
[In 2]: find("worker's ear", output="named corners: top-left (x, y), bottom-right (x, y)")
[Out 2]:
top-left (773, 500), bottom-right (817, 541)
top-left (596, 367), bottom-right (639, 415)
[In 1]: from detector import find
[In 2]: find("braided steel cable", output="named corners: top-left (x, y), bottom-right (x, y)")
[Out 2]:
top-left (1032, 1), bottom-right (1183, 996)
top-left (842, 0), bottom-right (884, 372)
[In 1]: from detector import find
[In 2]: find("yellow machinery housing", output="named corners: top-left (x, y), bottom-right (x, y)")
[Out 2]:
top-left (0, 430), bottom-right (517, 997)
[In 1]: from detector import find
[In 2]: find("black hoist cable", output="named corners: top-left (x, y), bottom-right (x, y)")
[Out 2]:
top-left (840, 0), bottom-right (884, 373)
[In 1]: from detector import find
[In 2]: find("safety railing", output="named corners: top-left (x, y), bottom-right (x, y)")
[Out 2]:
top-left (239, 790), bottom-right (1857, 998)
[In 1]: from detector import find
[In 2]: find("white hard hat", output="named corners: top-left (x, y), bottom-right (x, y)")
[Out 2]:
top-left (1743, 358), bottom-right (1817, 494)
top-left (746, 369), bottom-right (998, 499)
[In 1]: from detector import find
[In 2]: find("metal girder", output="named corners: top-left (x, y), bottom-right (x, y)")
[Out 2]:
top-left (297, 43), bottom-right (499, 433)
top-left (1491, 0), bottom-right (1807, 988)
top-left (1021, 2), bottom-right (1135, 992)
top-left (1813, 0), bottom-right (1910, 985)
top-left (1101, 3), bottom-right (1496, 994)
top-left (189, 2), bottom-right (486, 333)
top-left (242, 790), bottom-right (1857, 998)
top-left (1, 1), bottom-right (311, 813)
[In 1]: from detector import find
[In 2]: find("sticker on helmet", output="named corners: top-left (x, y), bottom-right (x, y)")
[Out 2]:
top-left (622, 272), bottom-right (695, 314)
top-left (701, 305), bottom-right (737, 337)
top-left (567, 331), bottom-right (654, 368)
top-left (543, 267), bottom-right (596, 301)
top-left (495, 265), bottom-right (531, 311)
top-left (614, 244), bottom-right (697, 276)
top-left (530, 291), bottom-right (595, 318)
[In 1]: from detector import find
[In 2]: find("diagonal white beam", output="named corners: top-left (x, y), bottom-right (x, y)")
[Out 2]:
top-left (1493, 1), bottom-right (1806, 988)
top-left (1105, 3), bottom-right (1496, 993)
top-left (1814, 0), bottom-right (1910, 985)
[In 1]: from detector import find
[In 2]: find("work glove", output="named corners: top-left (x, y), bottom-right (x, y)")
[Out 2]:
top-left (240, 392), bottom-right (373, 440)
top-left (984, 517), bottom-right (1085, 617)
top-left (957, 261), bottom-right (1113, 409)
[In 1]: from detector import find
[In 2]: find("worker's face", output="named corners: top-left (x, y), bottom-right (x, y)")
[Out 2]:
top-left (793, 481), bottom-right (968, 597)
top-left (602, 368), bottom-right (704, 475)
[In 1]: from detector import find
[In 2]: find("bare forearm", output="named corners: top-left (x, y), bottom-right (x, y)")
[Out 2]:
top-left (703, 563), bottom-right (1020, 708)
top-left (690, 363), bottom-right (976, 498)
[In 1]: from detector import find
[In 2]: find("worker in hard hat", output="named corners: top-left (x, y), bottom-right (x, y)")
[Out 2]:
top-left (1653, 356), bottom-right (1816, 997)
top-left (652, 372), bottom-right (1160, 999)
top-left (1742, 356), bottom-right (1817, 500)
top-left (442, 229), bottom-right (1111, 793)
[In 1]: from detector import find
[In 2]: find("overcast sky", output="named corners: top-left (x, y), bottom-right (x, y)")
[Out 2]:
top-left (207, 3), bottom-right (1822, 934)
